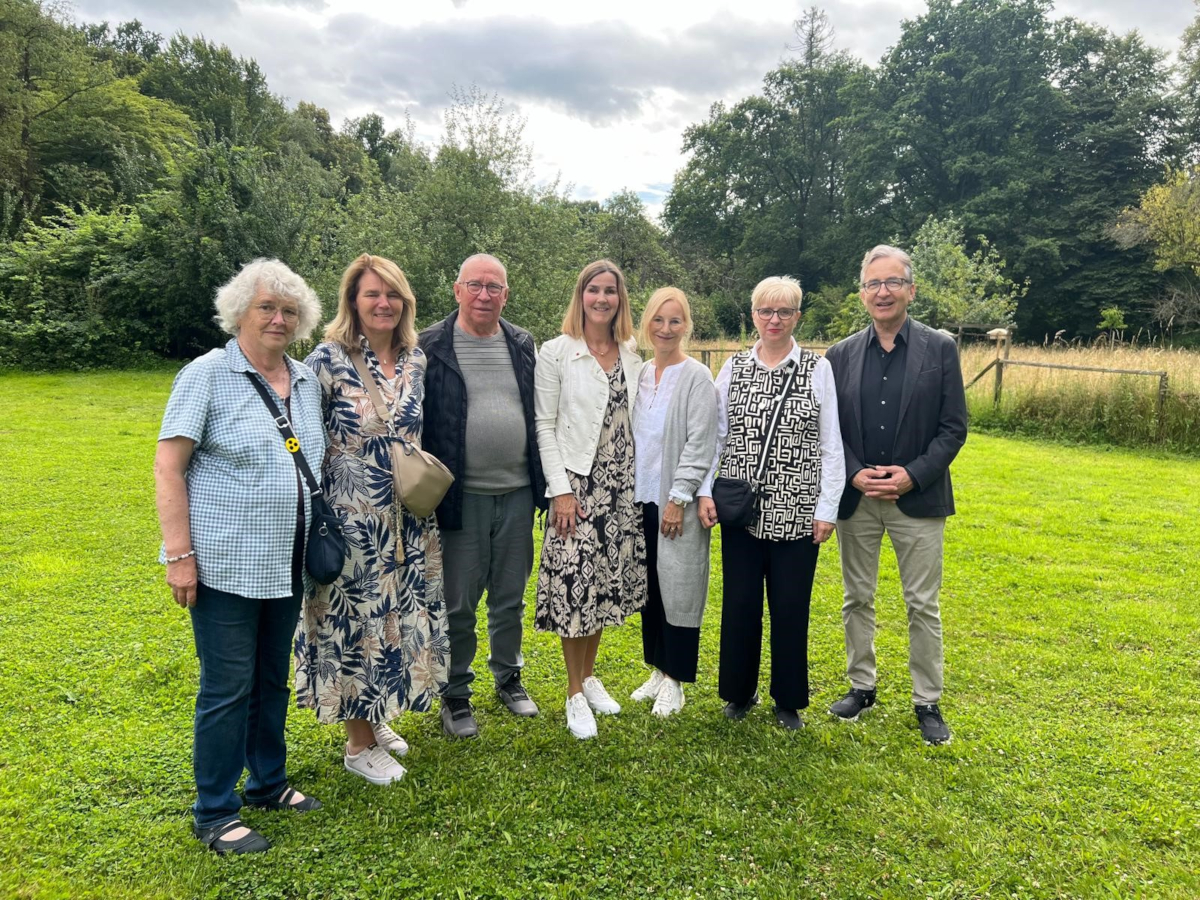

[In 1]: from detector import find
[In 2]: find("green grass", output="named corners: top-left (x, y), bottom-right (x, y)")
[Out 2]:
top-left (1, 371), bottom-right (1198, 900)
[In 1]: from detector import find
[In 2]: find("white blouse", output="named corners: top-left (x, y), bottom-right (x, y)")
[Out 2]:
top-left (633, 359), bottom-right (691, 506)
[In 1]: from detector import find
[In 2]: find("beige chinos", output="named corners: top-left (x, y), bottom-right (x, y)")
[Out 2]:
top-left (837, 495), bottom-right (945, 705)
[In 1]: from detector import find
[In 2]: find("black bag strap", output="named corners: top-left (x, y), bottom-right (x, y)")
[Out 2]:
top-left (244, 372), bottom-right (323, 499)
top-left (751, 355), bottom-right (802, 487)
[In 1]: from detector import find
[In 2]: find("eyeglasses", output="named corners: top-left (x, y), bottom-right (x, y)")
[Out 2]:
top-left (253, 303), bottom-right (299, 323)
top-left (753, 307), bottom-right (798, 321)
top-left (457, 280), bottom-right (506, 298)
top-left (861, 277), bottom-right (911, 294)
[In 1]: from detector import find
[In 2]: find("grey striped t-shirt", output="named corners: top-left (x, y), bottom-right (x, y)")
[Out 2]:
top-left (453, 326), bottom-right (530, 493)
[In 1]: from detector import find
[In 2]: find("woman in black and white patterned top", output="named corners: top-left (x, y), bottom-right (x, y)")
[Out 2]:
top-left (697, 276), bottom-right (844, 730)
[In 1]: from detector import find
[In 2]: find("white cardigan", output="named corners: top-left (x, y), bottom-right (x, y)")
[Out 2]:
top-left (535, 334), bottom-right (643, 497)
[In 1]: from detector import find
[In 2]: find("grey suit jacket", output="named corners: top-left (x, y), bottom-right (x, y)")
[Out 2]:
top-left (824, 318), bottom-right (967, 520)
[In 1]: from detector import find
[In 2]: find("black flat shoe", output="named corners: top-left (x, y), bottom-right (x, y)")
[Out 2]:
top-left (194, 819), bottom-right (271, 855)
top-left (243, 785), bottom-right (323, 812)
top-left (722, 693), bottom-right (759, 720)
top-left (773, 705), bottom-right (804, 731)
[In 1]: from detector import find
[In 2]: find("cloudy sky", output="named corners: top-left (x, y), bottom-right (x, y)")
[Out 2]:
top-left (70, 0), bottom-right (1194, 218)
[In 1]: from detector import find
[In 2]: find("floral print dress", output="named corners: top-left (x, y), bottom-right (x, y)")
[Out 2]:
top-left (535, 358), bottom-right (647, 637)
top-left (295, 338), bottom-right (448, 724)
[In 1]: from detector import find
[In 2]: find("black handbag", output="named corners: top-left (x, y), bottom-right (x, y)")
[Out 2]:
top-left (245, 373), bottom-right (347, 585)
top-left (712, 357), bottom-right (801, 530)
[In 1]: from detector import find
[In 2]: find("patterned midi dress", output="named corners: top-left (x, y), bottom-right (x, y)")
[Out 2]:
top-left (295, 339), bottom-right (449, 724)
top-left (535, 359), bottom-right (647, 637)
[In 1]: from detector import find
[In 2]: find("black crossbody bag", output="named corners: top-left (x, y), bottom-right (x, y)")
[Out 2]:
top-left (711, 356), bottom-right (801, 529)
top-left (245, 373), bottom-right (347, 585)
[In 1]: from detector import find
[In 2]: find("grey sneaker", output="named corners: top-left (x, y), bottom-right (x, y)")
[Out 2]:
top-left (440, 697), bottom-right (479, 738)
top-left (830, 687), bottom-right (877, 721)
top-left (915, 703), bottom-right (951, 745)
top-left (496, 676), bottom-right (539, 717)
top-left (773, 706), bottom-right (804, 730)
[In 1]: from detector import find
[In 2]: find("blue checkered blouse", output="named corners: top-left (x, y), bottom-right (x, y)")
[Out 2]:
top-left (158, 338), bottom-right (327, 599)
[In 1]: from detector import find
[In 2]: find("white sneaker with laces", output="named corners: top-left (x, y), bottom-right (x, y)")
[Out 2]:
top-left (630, 670), bottom-right (665, 702)
top-left (582, 676), bottom-right (621, 715)
top-left (371, 722), bottom-right (409, 757)
top-left (344, 743), bottom-right (406, 785)
top-left (566, 692), bottom-right (597, 739)
top-left (651, 677), bottom-right (685, 718)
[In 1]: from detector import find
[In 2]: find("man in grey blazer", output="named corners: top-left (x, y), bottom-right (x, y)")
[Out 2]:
top-left (824, 244), bottom-right (968, 745)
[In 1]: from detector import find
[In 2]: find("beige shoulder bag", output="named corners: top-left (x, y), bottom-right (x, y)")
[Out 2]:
top-left (349, 350), bottom-right (453, 519)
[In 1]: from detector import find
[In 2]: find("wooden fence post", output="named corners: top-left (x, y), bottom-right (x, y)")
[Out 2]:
top-left (1157, 373), bottom-right (1170, 444)
top-left (992, 329), bottom-right (1010, 407)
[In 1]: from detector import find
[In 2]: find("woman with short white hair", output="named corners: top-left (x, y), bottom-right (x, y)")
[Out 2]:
top-left (697, 276), bottom-right (844, 730)
top-left (155, 258), bottom-right (325, 855)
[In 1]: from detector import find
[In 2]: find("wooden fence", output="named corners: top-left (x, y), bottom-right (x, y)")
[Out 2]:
top-left (964, 330), bottom-right (1172, 442)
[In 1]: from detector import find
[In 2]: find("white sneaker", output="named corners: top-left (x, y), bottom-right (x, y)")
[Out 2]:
top-left (630, 670), bottom-right (665, 702)
top-left (651, 678), bottom-right (685, 718)
top-left (371, 722), bottom-right (409, 757)
top-left (582, 676), bottom-right (621, 714)
top-left (566, 692), bottom-right (597, 740)
top-left (344, 743), bottom-right (406, 785)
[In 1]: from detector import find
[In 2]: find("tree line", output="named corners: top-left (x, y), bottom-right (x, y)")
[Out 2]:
top-left (1, 0), bottom-right (1198, 369)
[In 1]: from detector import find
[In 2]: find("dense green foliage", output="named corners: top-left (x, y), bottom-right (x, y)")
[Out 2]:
top-left (1, 370), bottom-right (1198, 898)
top-left (1, 0), bottom-right (1199, 367)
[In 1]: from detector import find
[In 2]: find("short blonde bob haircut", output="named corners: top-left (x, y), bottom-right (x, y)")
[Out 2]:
top-left (750, 275), bottom-right (804, 312)
top-left (561, 259), bottom-right (634, 343)
top-left (323, 254), bottom-right (418, 352)
top-left (213, 258), bottom-right (322, 341)
top-left (638, 286), bottom-right (693, 351)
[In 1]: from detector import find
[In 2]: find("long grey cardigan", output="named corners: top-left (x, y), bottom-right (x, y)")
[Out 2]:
top-left (635, 356), bottom-right (719, 628)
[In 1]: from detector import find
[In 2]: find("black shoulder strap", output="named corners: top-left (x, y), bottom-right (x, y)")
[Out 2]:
top-left (752, 357), bottom-right (802, 486)
top-left (244, 372), bottom-right (323, 498)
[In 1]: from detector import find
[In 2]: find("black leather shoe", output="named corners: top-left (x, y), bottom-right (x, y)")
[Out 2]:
top-left (829, 687), bottom-right (877, 721)
top-left (722, 693), bottom-right (759, 720)
top-left (773, 706), bottom-right (804, 730)
top-left (243, 785), bottom-right (322, 812)
top-left (194, 819), bottom-right (271, 855)
top-left (915, 703), bottom-right (951, 745)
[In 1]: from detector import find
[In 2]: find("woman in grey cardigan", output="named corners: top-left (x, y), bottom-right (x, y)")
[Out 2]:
top-left (631, 288), bottom-right (719, 716)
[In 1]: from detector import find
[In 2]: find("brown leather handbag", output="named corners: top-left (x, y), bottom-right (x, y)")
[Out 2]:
top-left (350, 350), bottom-right (453, 518)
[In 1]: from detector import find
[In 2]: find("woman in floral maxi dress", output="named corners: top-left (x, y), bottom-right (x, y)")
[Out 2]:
top-left (296, 254), bottom-right (448, 785)
top-left (534, 259), bottom-right (647, 740)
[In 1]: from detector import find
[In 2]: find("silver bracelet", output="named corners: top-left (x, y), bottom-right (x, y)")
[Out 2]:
top-left (164, 549), bottom-right (196, 564)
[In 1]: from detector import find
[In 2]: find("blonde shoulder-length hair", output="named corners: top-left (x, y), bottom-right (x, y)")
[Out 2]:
top-left (638, 286), bottom-right (693, 351)
top-left (323, 254), bottom-right (418, 352)
top-left (561, 259), bottom-right (634, 343)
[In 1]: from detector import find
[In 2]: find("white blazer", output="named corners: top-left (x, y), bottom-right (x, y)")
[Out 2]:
top-left (535, 334), bottom-right (643, 497)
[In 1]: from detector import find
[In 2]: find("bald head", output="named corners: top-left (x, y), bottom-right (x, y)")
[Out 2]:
top-left (457, 254), bottom-right (508, 284)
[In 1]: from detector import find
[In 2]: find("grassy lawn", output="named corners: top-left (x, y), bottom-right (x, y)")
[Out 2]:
top-left (1, 370), bottom-right (1197, 900)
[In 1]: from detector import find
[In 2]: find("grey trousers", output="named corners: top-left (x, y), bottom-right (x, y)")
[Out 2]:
top-left (837, 496), bottom-right (947, 705)
top-left (442, 486), bottom-right (535, 699)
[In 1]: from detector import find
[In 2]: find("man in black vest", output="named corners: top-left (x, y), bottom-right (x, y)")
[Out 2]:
top-left (824, 244), bottom-right (968, 744)
top-left (419, 254), bottom-right (547, 738)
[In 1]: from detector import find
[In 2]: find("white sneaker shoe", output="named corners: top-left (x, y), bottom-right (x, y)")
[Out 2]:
top-left (344, 743), bottom-right (406, 785)
top-left (651, 678), bottom-right (685, 718)
top-left (371, 722), bottom-right (409, 757)
top-left (582, 676), bottom-right (621, 715)
top-left (566, 692), bottom-right (598, 739)
top-left (630, 670), bottom-right (665, 702)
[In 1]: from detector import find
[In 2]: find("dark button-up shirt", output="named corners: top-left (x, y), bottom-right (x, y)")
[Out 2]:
top-left (859, 317), bottom-right (911, 466)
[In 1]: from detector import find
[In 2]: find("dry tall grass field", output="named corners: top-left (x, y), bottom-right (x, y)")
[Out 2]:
top-left (677, 338), bottom-right (1200, 453)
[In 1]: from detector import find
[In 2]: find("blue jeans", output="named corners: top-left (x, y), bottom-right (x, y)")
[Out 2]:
top-left (189, 581), bottom-right (302, 829)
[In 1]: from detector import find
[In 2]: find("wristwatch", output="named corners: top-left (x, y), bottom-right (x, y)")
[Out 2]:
top-left (669, 498), bottom-right (687, 510)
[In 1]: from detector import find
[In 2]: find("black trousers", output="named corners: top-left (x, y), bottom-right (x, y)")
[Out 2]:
top-left (718, 525), bottom-right (820, 711)
top-left (640, 503), bottom-right (702, 682)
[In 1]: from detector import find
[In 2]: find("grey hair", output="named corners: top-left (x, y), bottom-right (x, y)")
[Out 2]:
top-left (859, 245), bottom-right (913, 285)
top-left (456, 253), bottom-right (508, 283)
top-left (212, 258), bottom-right (322, 340)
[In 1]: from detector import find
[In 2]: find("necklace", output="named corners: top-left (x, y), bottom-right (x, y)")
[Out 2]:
top-left (586, 341), bottom-right (613, 358)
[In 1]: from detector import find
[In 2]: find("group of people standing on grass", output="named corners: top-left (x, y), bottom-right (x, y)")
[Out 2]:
top-left (154, 244), bottom-right (968, 855)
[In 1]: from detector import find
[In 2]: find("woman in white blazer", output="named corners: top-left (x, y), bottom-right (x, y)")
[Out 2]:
top-left (534, 259), bottom-right (647, 739)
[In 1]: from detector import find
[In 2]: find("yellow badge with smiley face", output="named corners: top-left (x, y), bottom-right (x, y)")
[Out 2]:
top-left (285, 437), bottom-right (300, 453)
